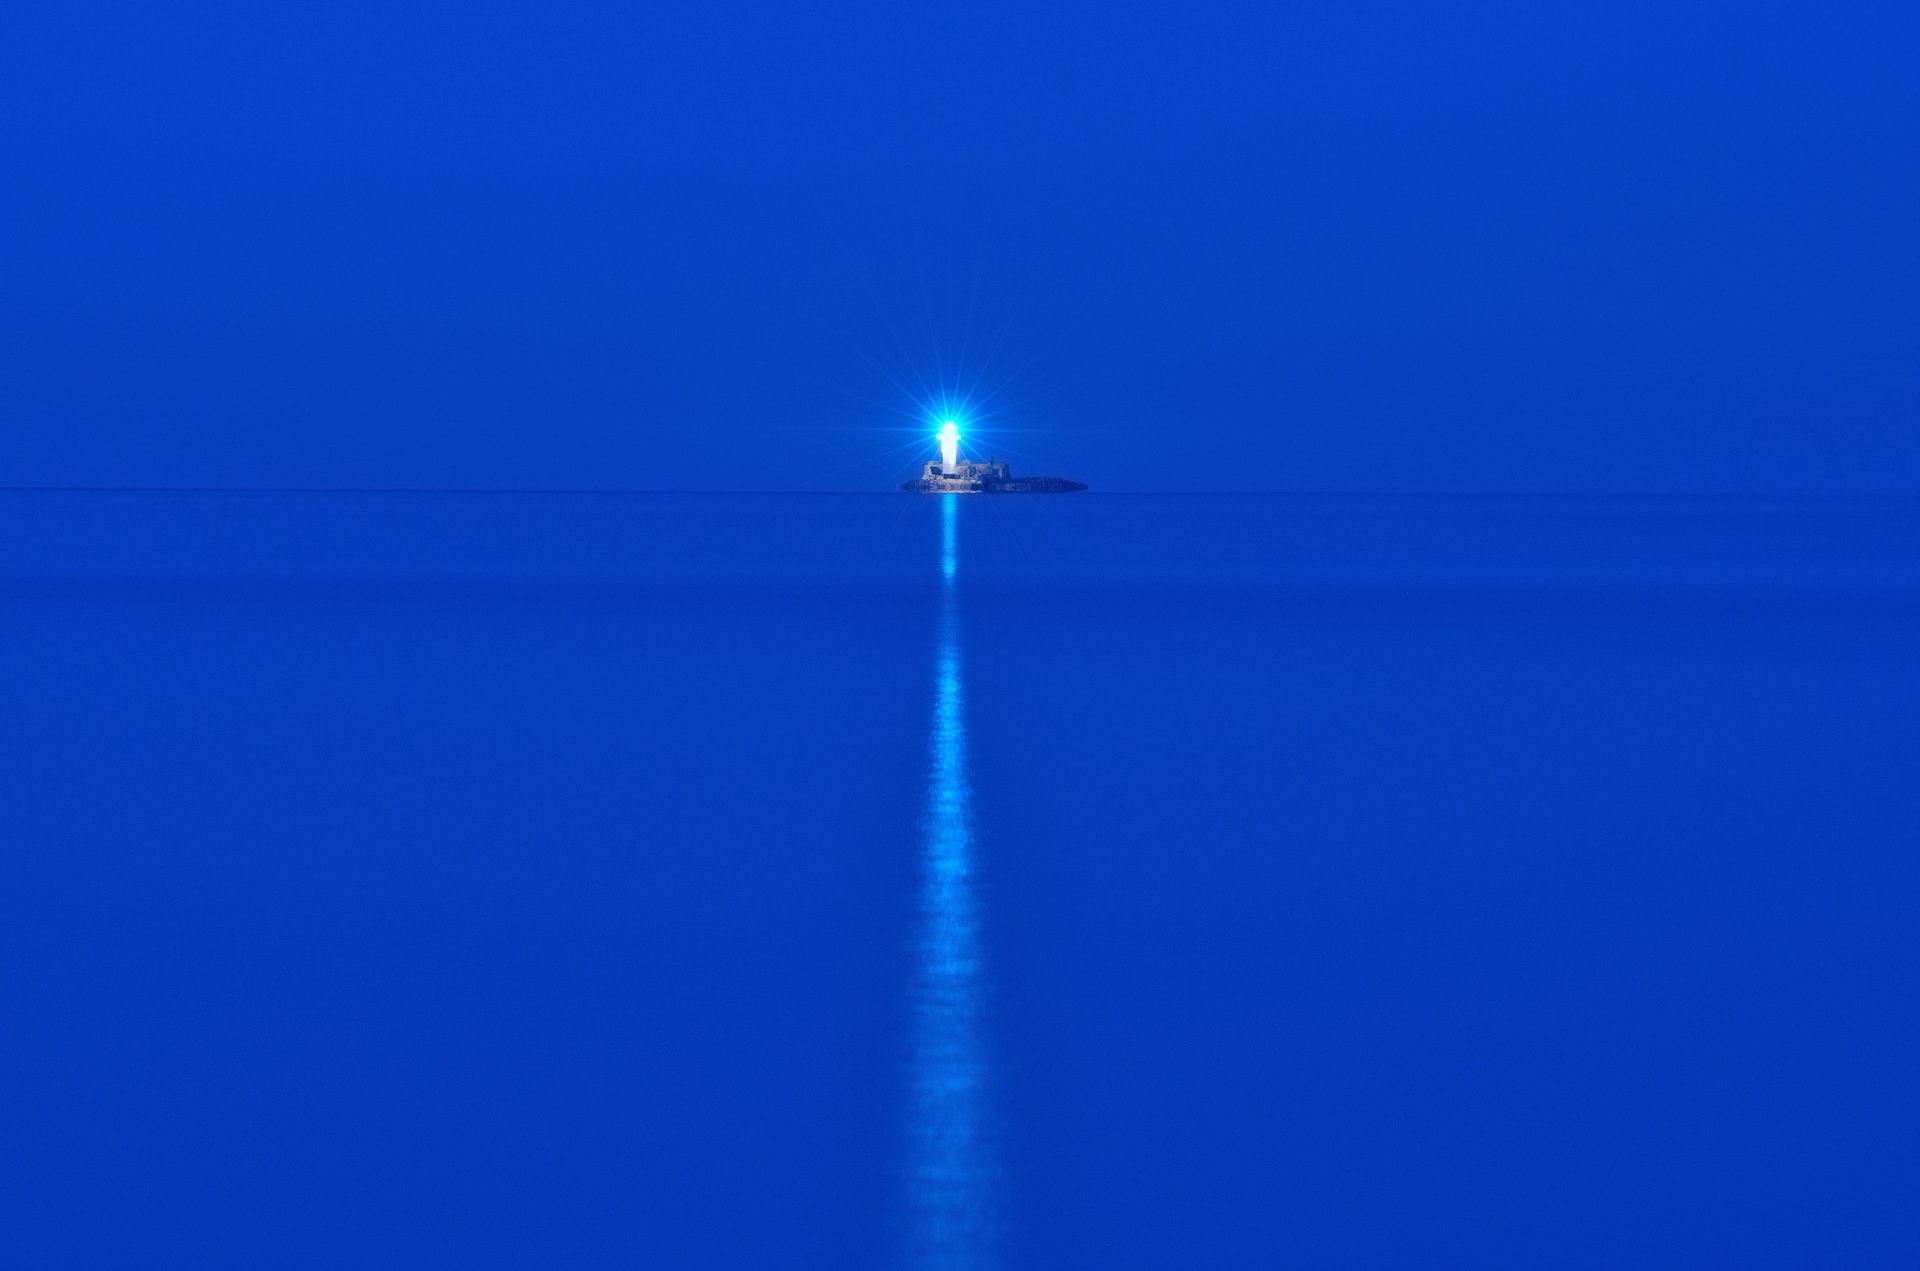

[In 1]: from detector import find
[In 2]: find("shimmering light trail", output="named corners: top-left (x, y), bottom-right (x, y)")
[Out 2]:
top-left (907, 495), bottom-right (998, 1268)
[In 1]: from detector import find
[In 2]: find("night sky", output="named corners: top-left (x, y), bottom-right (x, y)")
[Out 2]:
top-left (5, 1), bottom-right (1916, 492)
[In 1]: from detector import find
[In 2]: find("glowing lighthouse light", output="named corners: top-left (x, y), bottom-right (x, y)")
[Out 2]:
top-left (938, 420), bottom-right (961, 470)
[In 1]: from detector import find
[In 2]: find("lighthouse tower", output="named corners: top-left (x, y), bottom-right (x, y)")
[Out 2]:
top-left (907, 421), bottom-right (1030, 490)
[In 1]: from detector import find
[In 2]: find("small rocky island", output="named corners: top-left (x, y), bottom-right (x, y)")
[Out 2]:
top-left (902, 458), bottom-right (1087, 493)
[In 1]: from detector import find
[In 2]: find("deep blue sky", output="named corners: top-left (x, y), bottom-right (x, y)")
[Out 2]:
top-left (4, 1), bottom-right (1915, 492)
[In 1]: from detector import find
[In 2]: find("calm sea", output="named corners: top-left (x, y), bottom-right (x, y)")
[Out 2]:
top-left (4, 492), bottom-right (1917, 1268)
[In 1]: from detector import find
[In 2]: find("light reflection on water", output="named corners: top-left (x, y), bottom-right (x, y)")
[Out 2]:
top-left (907, 495), bottom-right (999, 1268)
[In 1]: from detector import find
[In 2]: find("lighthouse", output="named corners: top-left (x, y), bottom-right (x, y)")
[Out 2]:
top-left (904, 422), bottom-right (1086, 493)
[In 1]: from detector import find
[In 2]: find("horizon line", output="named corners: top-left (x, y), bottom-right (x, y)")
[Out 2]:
top-left (1, 485), bottom-right (1917, 500)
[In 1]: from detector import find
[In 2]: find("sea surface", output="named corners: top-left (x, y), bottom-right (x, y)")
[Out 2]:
top-left (4, 491), bottom-right (1917, 1268)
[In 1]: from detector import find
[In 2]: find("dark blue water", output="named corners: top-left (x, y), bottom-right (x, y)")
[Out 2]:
top-left (4, 492), bottom-right (1917, 1268)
